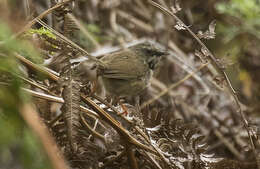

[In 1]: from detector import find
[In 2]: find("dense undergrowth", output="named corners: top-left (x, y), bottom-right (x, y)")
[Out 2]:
top-left (0, 0), bottom-right (260, 169)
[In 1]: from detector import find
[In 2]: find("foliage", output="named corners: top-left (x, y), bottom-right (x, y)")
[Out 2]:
top-left (28, 27), bottom-right (56, 39)
top-left (216, 0), bottom-right (260, 42)
top-left (1, 0), bottom-right (260, 168)
top-left (0, 21), bottom-right (52, 169)
top-left (215, 0), bottom-right (260, 107)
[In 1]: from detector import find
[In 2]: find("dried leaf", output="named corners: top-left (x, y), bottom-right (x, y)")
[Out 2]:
top-left (197, 20), bottom-right (216, 39)
top-left (174, 21), bottom-right (186, 30)
top-left (218, 57), bottom-right (234, 68)
top-left (213, 75), bottom-right (225, 88)
top-left (208, 20), bottom-right (216, 35)
top-left (201, 47), bottom-right (210, 57)
top-left (171, 0), bottom-right (182, 13)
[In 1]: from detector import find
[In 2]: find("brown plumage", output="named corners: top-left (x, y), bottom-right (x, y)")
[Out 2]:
top-left (97, 42), bottom-right (167, 103)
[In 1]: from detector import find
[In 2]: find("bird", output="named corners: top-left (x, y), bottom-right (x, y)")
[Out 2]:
top-left (96, 41), bottom-right (167, 113)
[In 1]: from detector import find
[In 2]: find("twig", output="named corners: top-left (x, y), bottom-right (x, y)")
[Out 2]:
top-left (15, 53), bottom-right (59, 81)
top-left (14, 0), bottom-right (74, 38)
top-left (143, 151), bottom-right (162, 169)
top-left (36, 19), bottom-right (102, 65)
top-left (148, 1), bottom-right (258, 168)
top-left (23, 88), bottom-right (63, 103)
top-left (81, 94), bottom-right (158, 155)
top-left (110, 9), bottom-right (119, 33)
top-left (133, 0), bottom-right (151, 20)
top-left (48, 112), bottom-right (63, 127)
top-left (100, 150), bottom-right (126, 169)
top-left (21, 87), bottom-right (101, 120)
top-left (214, 130), bottom-right (244, 160)
top-left (93, 94), bottom-right (169, 168)
top-left (91, 94), bottom-right (133, 124)
top-left (80, 113), bottom-right (105, 142)
top-left (141, 63), bottom-right (209, 109)
top-left (80, 105), bottom-right (100, 119)
top-left (18, 75), bottom-right (51, 93)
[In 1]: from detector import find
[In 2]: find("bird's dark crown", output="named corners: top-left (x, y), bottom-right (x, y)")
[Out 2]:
top-left (130, 42), bottom-right (167, 58)
top-left (129, 42), bottom-right (167, 70)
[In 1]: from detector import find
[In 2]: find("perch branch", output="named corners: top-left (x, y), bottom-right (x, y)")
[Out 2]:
top-left (148, 1), bottom-right (258, 167)
top-left (81, 94), bottom-right (158, 155)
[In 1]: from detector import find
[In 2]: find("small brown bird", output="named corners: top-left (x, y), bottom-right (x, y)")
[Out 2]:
top-left (96, 42), bottom-right (167, 107)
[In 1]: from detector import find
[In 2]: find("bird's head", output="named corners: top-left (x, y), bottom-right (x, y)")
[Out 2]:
top-left (130, 41), bottom-right (168, 70)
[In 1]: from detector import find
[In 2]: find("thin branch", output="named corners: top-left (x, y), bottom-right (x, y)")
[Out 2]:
top-left (23, 88), bottom-right (63, 103)
top-left (91, 94), bottom-right (133, 124)
top-left (148, 2), bottom-right (258, 166)
top-left (21, 87), bottom-right (102, 121)
top-left (80, 113), bottom-right (105, 142)
top-left (36, 19), bottom-right (103, 65)
top-left (100, 150), bottom-right (126, 169)
top-left (48, 112), bottom-right (63, 127)
top-left (15, 0), bottom-right (74, 37)
top-left (81, 94), bottom-right (158, 155)
top-left (143, 151), bottom-right (163, 169)
top-left (18, 75), bottom-right (51, 93)
top-left (141, 63), bottom-right (209, 109)
top-left (15, 53), bottom-right (59, 81)
top-left (93, 94), bottom-right (170, 167)
top-left (214, 129), bottom-right (244, 160)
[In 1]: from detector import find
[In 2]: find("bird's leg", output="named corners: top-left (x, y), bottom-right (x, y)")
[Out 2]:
top-left (90, 80), bottom-right (97, 95)
top-left (90, 75), bottom-right (99, 95)
top-left (105, 95), bottom-right (112, 104)
top-left (115, 98), bottom-right (128, 116)
top-left (134, 96), bottom-right (141, 114)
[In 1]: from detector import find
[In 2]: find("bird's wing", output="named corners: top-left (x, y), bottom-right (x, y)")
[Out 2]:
top-left (100, 50), bottom-right (148, 80)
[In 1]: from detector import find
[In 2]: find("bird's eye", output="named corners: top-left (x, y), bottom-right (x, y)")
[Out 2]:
top-left (143, 48), bottom-right (166, 57)
top-left (149, 62), bottom-right (155, 69)
top-left (143, 48), bottom-right (154, 55)
top-left (147, 56), bottom-right (158, 70)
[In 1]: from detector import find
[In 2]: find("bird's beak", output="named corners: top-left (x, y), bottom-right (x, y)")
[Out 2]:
top-left (156, 50), bottom-right (169, 57)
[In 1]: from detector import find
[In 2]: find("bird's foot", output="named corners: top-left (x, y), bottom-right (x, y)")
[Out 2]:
top-left (89, 80), bottom-right (97, 95)
top-left (118, 102), bottom-right (128, 116)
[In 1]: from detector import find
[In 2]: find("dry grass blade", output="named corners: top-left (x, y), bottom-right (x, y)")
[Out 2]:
top-left (20, 104), bottom-right (69, 169)
top-left (214, 130), bottom-right (244, 160)
top-left (80, 113), bottom-right (105, 142)
top-left (36, 19), bottom-right (103, 65)
top-left (23, 88), bottom-right (64, 103)
top-left (141, 63), bottom-right (209, 109)
top-left (15, 53), bottom-right (59, 81)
